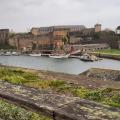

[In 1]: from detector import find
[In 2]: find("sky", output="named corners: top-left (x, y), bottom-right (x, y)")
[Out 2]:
top-left (0, 0), bottom-right (120, 32)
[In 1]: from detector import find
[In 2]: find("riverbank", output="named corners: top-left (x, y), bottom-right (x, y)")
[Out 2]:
top-left (91, 49), bottom-right (120, 60)
top-left (1, 65), bottom-right (120, 89)
top-left (0, 66), bottom-right (120, 120)
top-left (96, 49), bottom-right (120, 55)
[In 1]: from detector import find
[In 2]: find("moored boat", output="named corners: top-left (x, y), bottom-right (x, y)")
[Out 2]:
top-left (0, 52), bottom-right (4, 56)
top-left (49, 54), bottom-right (70, 59)
top-left (29, 53), bottom-right (41, 57)
top-left (12, 52), bottom-right (20, 56)
top-left (4, 52), bottom-right (12, 56)
top-left (80, 54), bottom-right (98, 62)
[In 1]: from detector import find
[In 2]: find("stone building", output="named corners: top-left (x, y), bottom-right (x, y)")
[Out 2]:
top-left (95, 24), bottom-right (101, 33)
top-left (70, 36), bottom-right (83, 44)
top-left (116, 26), bottom-right (120, 35)
top-left (9, 33), bottom-right (53, 51)
top-left (9, 27), bottom-right (69, 52)
top-left (69, 24), bottom-right (102, 44)
top-left (31, 25), bottom-right (85, 36)
top-left (31, 27), bottom-right (53, 36)
top-left (0, 29), bottom-right (9, 44)
top-left (68, 43), bottom-right (110, 52)
top-left (9, 24), bottom-right (103, 52)
top-left (51, 27), bottom-right (69, 47)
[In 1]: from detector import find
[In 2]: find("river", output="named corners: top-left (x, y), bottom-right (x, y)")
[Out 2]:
top-left (0, 56), bottom-right (120, 74)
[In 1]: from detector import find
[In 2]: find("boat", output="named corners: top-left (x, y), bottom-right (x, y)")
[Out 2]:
top-left (4, 52), bottom-right (12, 56)
top-left (29, 53), bottom-right (41, 57)
top-left (49, 54), bottom-right (70, 59)
top-left (12, 52), bottom-right (20, 56)
top-left (0, 52), bottom-right (4, 56)
top-left (79, 54), bottom-right (98, 62)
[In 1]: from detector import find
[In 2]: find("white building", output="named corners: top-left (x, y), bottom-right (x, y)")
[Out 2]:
top-left (116, 26), bottom-right (120, 35)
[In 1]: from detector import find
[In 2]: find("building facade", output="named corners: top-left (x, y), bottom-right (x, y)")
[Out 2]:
top-left (31, 25), bottom-right (85, 36)
top-left (9, 27), bottom-right (69, 52)
top-left (68, 44), bottom-right (110, 52)
top-left (9, 33), bottom-right (53, 51)
top-left (51, 27), bottom-right (69, 47)
top-left (9, 24), bottom-right (103, 52)
top-left (116, 26), bottom-right (120, 35)
top-left (0, 29), bottom-right (9, 44)
top-left (95, 24), bottom-right (102, 33)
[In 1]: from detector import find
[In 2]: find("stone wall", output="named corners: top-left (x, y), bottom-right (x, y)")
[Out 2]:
top-left (81, 68), bottom-right (120, 81)
top-left (68, 43), bottom-right (110, 52)
top-left (70, 36), bottom-right (82, 44)
top-left (9, 34), bottom-right (53, 51)
top-left (0, 29), bottom-right (9, 44)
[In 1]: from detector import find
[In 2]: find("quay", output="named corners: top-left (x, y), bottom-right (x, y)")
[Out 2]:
top-left (90, 52), bottom-right (120, 61)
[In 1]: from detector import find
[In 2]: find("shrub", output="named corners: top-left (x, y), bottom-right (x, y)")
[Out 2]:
top-left (50, 80), bottom-right (66, 88)
top-left (0, 68), bottom-right (39, 84)
top-left (72, 87), bottom-right (89, 98)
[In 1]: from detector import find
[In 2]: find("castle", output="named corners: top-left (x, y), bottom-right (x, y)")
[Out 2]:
top-left (8, 24), bottom-right (102, 52)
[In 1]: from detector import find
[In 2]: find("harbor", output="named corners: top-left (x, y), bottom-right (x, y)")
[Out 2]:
top-left (0, 55), bottom-right (120, 74)
top-left (0, 0), bottom-right (120, 119)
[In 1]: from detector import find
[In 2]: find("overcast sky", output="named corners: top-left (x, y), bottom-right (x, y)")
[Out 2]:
top-left (0, 0), bottom-right (120, 32)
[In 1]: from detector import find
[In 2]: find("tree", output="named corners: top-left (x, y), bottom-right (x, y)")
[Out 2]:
top-left (62, 34), bottom-right (70, 45)
top-left (62, 36), bottom-right (68, 45)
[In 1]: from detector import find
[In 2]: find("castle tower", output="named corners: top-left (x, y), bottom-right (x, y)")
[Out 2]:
top-left (95, 24), bottom-right (101, 32)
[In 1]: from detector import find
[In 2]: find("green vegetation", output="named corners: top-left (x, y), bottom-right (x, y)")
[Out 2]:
top-left (96, 49), bottom-right (120, 55)
top-left (0, 68), bottom-right (39, 84)
top-left (72, 87), bottom-right (120, 107)
top-left (62, 35), bottom-right (70, 45)
top-left (0, 99), bottom-right (52, 120)
top-left (0, 44), bottom-right (16, 49)
top-left (0, 67), bottom-right (66, 90)
top-left (0, 67), bottom-right (120, 108)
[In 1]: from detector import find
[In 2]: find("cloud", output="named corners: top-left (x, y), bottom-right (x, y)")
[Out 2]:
top-left (0, 0), bottom-right (119, 32)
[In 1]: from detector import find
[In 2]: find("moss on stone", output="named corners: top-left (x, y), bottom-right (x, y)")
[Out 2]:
top-left (0, 99), bottom-right (52, 120)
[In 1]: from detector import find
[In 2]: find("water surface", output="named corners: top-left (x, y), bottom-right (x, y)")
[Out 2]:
top-left (0, 56), bottom-right (120, 74)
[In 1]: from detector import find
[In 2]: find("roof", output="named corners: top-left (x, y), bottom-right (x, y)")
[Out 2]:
top-left (31, 25), bottom-right (86, 31)
top-left (0, 29), bottom-right (9, 31)
top-left (95, 24), bottom-right (101, 26)
top-left (82, 28), bottom-right (95, 32)
top-left (116, 26), bottom-right (120, 30)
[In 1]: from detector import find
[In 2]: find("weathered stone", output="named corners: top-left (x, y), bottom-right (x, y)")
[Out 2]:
top-left (0, 80), bottom-right (120, 120)
top-left (81, 68), bottom-right (120, 81)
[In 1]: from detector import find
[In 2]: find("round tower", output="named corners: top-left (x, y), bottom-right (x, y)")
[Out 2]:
top-left (95, 24), bottom-right (101, 33)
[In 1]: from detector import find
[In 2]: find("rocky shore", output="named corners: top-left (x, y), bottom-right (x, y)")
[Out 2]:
top-left (81, 68), bottom-right (120, 81)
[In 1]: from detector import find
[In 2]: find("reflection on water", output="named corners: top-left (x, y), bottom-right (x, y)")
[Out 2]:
top-left (0, 56), bottom-right (120, 74)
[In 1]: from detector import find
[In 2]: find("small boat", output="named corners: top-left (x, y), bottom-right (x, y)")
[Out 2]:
top-left (29, 53), bottom-right (41, 57)
top-left (0, 52), bottom-right (4, 56)
top-left (49, 54), bottom-right (70, 59)
top-left (4, 52), bottom-right (12, 56)
top-left (80, 54), bottom-right (98, 62)
top-left (12, 52), bottom-right (20, 56)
